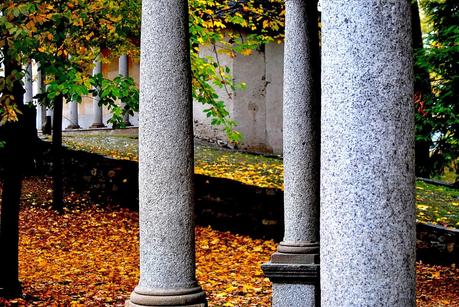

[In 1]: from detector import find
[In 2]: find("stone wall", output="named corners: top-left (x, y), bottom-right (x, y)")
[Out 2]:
top-left (193, 43), bottom-right (284, 154)
top-left (417, 223), bottom-right (459, 265)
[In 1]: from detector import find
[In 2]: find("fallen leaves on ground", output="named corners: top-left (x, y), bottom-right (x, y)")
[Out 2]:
top-left (0, 177), bottom-right (458, 306)
top-left (0, 177), bottom-right (275, 306)
top-left (62, 134), bottom-right (139, 161)
top-left (194, 144), bottom-right (284, 189)
top-left (416, 262), bottom-right (459, 306)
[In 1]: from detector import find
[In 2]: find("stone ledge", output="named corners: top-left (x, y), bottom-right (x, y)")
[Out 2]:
top-left (417, 177), bottom-right (458, 189)
top-left (261, 263), bottom-right (319, 284)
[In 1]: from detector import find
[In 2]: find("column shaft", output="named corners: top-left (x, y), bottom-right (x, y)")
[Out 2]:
top-left (23, 64), bottom-right (33, 104)
top-left (66, 100), bottom-right (80, 129)
top-left (321, 1), bottom-right (415, 306)
top-left (262, 1), bottom-right (320, 306)
top-left (283, 0), bottom-right (320, 245)
top-left (36, 64), bottom-right (47, 130)
top-left (90, 61), bottom-right (105, 128)
top-left (128, 0), bottom-right (206, 305)
top-left (118, 55), bottom-right (132, 126)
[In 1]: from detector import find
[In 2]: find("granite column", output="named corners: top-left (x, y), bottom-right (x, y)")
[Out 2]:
top-left (119, 55), bottom-right (132, 126)
top-left (36, 65), bottom-right (47, 130)
top-left (262, 1), bottom-right (320, 306)
top-left (90, 61), bottom-right (105, 128)
top-left (23, 64), bottom-right (33, 104)
top-left (321, 1), bottom-right (415, 306)
top-left (66, 99), bottom-right (80, 129)
top-left (126, 0), bottom-right (206, 306)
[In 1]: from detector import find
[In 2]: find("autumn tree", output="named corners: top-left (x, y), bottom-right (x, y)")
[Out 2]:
top-left (1, 0), bottom-right (139, 295)
top-left (0, 3), bottom-right (42, 297)
top-left (415, 0), bottom-right (458, 181)
top-left (189, 0), bottom-right (284, 141)
top-left (27, 0), bottom-right (139, 210)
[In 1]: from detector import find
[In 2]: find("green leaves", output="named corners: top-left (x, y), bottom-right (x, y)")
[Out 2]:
top-left (188, 0), bottom-right (284, 144)
top-left (415, 0), bottom-right (459, 177)
top-left (90, 73), bottom-right (139, 128)
top-left (1, 0), bottom-right (284, 143)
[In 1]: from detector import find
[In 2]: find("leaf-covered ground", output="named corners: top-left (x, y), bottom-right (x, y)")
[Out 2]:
top-left (0, 177), bottom-right (458, 306)
top-left (60, 134), bottom-right (459, 227)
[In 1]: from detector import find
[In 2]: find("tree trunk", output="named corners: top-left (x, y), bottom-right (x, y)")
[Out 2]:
top-left (0, 59), bottom-right (25, 298)
top-left (0, 164), bottom-right (22, 298)
top-left (52, 95), bottom-right (64, 212)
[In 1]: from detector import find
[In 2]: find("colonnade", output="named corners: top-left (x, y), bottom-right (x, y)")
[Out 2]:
top-left (127, 0), bottom-right (416, 306)
top-left (22, 56), bottom-right (132, 130)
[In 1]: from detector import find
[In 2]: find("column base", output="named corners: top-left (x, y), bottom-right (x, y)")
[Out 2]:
top-left (89, 123), bottom-right (106, 128)
top-left (262, 241), bottom-right (319, 283)
top-left (261, 262), bottom-right (319, 284)
top-left (270, 241), bottom-right (320, 266)
top-left (65, 124), bottom-right (80, 130)
top-left (126, 285), bottom-right (207, 307)
top-left (262, 241), bottom-right (319, 306)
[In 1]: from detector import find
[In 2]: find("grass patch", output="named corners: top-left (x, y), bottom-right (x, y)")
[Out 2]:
top-left (416, 180), bottom-right (459, 227)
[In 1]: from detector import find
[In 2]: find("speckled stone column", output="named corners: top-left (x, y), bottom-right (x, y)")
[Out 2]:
top-left (23, 64), bottom-right (33, 104)
top-left (118, 55), bottom-right (132, 126)
top-left (262, 0), bottom-right (320, 306)
top-left (126, 0), bottom-right (206, 306)
top-left (90, 61), bottom-right (105, 128)
top-left (36, 65), bottom-right (47, 130)
top-left (321, 1), bottom-right (415, 306)
top-left (66, 99), bottom-right (80, 129)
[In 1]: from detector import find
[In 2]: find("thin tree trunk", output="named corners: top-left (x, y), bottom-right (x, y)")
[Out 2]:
top-left (52, 95), bottom-right (64, 211)
top-left (0, 164), bottom-right (22, 298)
top-left (0, 57), bottom-right (25, 298)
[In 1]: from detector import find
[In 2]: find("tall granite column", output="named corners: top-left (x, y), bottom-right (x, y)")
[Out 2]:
top-left (66, 99), bottom-right (80, 129)
top-left (23, 64), bottom-right (33, 104)
top-left (42, 107), bottom-right (53, 135)
top-left (90, 61), bottom-right (105, 128)
top-left (262, 1), bottom-right (320, 306)
top-left (126, 0), bottom-right (206, 306)
top-left (36, 65), bottom-right (47, 130)
top-left (119, 55), bottom-right (132, 126)
top-left (321, 1), bottom-right (415, 306)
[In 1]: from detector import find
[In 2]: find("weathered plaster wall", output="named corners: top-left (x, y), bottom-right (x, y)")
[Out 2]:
top-left (36, 42), bottom-right (285, 154)
top-left (196, 42), bottom-right (284, 154)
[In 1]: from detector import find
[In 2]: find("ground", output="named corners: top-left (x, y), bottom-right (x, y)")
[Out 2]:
top-left (0, 176), bottom-right (457, 306)
top-left (1, 134), bottom-right (456, 306)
